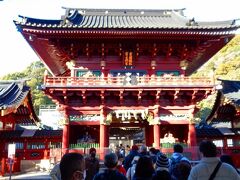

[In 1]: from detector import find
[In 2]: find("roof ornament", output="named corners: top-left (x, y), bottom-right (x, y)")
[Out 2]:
top-left (180, 59), bottom-right (188, 70)
top-left (186, 18), bottom-right (198, 26)
top-left (62, 9), bottom-right (82, 25)
top-left (22, 17), bottom-right (27, 25)
top-left (66, 60), bottom-right (76, 69)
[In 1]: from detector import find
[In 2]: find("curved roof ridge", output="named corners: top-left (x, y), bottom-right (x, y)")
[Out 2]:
top-left (16, 15), bottom-right (61, 25)
top-left (62, 7), bottom-right (186, 16)
top-left (197, 19), bottom-right (238, 27)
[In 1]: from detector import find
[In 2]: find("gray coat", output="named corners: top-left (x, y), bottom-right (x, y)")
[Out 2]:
top-left (188, 157), bottom-right (240, 180)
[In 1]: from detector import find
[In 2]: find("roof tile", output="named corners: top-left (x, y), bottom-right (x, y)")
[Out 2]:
top-left (15, 8), bottom-right (239, 30)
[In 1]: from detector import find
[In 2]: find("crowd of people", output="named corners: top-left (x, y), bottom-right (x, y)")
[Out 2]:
top-left (50, 140), bottom-right (240, 180)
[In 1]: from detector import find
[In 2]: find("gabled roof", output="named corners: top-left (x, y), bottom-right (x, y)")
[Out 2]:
top-left (221, 79), bottom-right (240, 106)
top-left (0, 80), bottom-right (40, 124)
top-left (14, 8), bottom-right (239, 31)
top-left (196, 128), bottom-right (240, 137)
top-left (196, 128), bottom-right (223, 137)
top-left (206, 79), bottom-right (240, 123)
top-left (0, 80), bottom-right (29, 113)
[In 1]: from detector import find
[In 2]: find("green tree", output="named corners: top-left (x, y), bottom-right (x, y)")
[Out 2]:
top-left (1, 61), bottom-right (53, 114)
top-left (192, 35), bottom-right (240, 121)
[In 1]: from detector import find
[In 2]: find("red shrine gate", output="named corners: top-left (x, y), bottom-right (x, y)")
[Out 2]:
top-left (14, 8), bottom-right (239, 159)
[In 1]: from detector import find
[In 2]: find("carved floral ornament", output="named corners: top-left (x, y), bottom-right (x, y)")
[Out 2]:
top-left (180, 60), bottom-right (189, 70)
top-left (66, 60), bottom-right (76, 69)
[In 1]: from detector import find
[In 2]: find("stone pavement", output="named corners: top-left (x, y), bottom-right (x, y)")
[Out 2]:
top-left (0, 171), bottom-right (51, 180)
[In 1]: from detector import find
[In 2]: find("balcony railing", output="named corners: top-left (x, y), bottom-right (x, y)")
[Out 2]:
top-left (44, 76), bottom-right (214, 87)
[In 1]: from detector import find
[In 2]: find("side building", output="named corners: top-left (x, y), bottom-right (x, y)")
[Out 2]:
top-left (197, 79), bottom-right (240, 167)
top-left (0, 80), bottom-right (62, 175)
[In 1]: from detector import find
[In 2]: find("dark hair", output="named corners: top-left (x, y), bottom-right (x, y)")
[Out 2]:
top-left (89, 147), bottom-right (96, 154)
top-left (173, 144), bottom-right (183, 153)
top-left (152, 170), bottom-right (171, 180)
top-left (149, 147), bottom-right (157, 154)
top-left (175, 161), bottom-right (192, 180)
top-left (60, 152), bottom-right (85, 180)
top-left (104, 153), bottom-right (118, 168)
top-left (199, 140), bottom-right (217, 157)
top-left (135, 156), bottom-right (154, 178)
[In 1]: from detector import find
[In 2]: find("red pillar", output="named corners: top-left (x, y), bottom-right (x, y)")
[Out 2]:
top-left (1, 158), bottom-right (5, 176)
top-left (153, 124), bottom-right (160, 149)
top-left (188, 123), bottom-right (197, 160)
top-left (62, 124), bottom-right (69, 154)
top-left (100, 124), bottom-right (109, 160)
top-left (145, 125), bottom-right (153, 147)
top-left (188, 123), bottom-right (197, 146)
top-left (43, 140), bottom-right (48, 159)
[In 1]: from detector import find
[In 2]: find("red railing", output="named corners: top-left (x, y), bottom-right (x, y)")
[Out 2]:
top-left (44, 76), bottom-right (214, 87)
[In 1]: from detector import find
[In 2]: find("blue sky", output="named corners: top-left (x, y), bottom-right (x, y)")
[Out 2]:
top-left (0, 0), bottom-right (239, 77)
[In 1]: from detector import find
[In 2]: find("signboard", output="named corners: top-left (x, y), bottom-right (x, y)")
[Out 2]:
top-left (8, 143), bottom-right (16, 159)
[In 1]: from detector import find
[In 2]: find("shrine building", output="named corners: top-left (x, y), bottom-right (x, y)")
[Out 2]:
top-left (14, 8), bottom-right (239, 158)
top-left (197, 79), bottom-right (240, 167)
top-left (0, 80), bottom-right (62, 175)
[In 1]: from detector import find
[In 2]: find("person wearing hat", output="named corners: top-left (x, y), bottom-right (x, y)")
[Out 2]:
top-left (85, 148), bottom-right (100, 180)
top-left (152, 153), bottom-right (171, 180)
top-left (93, 153), bottom-right (127, 180)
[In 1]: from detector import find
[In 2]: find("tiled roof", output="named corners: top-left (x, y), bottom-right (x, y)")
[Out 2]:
top-left (218, 128), bottom-right (235, 135)
top-left (33, 130), bottom-right (62, 137)
top-left (0, 80), bottom-right (40, 124)
top-left (0, 130), bottom-right (24, 139)
top-left (0, 81), bottom-right (29, 110)
top-left (206, 79), bottom-right (240, 124)
top-left (196, 128), bottom-right (223, 137)
top-left (14, 8), bottom-right (239, 31)
top-left (0, 130), bottom-right (62, 139)
top-left (221, 80), bottom-right (240, 106)
top-left (231, 128), bottom-right (240, 135)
